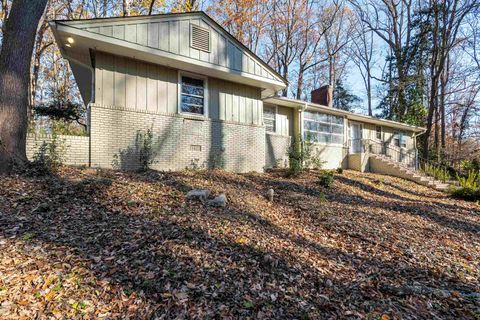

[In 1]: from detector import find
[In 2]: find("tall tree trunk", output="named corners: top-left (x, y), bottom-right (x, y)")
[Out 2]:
top-left (440, 55), bottom-right (448, 157)
top-left (0, 0), bottom-right (48, 173)
top-left (296, 64), bottom-right (305, 100)
top-left (366, 71), bottom-right (372, 116)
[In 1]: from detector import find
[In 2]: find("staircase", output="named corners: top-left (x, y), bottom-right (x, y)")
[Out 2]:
top-left (369, 154), bottom-right (453, 192)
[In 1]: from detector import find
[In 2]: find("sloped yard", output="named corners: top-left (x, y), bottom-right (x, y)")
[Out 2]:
top-left (0, 167), bottom-right (479, 319)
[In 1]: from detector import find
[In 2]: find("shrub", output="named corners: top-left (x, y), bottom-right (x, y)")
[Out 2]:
top-left (318, 171), bottom-right (334, 188)
top-left (450, 187), bottom-right (480, 202)
top-left (32, 132), bottom-right (66, 171)
top-left (421, 163), bottom-right (450, 182)
top-left (336, 167), bottom-right (343, 174)
top-left (450, 170), bottom-right (480, 201)
top-left (138, 128), bottom-right (156, 171)
top-left (288, 134), bottom-right (324, 176)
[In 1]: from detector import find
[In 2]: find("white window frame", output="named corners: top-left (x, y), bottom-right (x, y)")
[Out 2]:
top-left (303, 110), bottom-right (345, 146)
top-left (375, 125), bottom-right (382, 141)
top-left (264, 105), bottom-right (277, 134)
top-left (178, 71), bottom-right (208, 117)
top-left (393, 130), bottom-right (407, 149)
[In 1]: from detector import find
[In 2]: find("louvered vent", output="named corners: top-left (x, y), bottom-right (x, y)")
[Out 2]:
top-left (190, 24), bottom-right (210, 52)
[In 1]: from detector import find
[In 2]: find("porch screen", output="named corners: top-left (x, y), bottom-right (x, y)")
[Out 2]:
top-left (303, 111), bottom-right (344, 144)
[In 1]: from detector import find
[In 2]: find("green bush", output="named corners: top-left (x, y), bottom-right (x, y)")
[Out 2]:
top-left (32, 132), bottom-right (66, 170)
top-left (138, 128), bottom-right (156, 171)
top-left (421, 163), bottom-right (450, 182)
top-left (288, 134), bottom-right (324, 176)
top-left (318, 171), bottom-right (334, 188)
top-left (336, 167), bottom-right (343, 174)
top-left (450, 187), bottom-right (480, 201)
top-left (450, 170), bottom-right (480, 201)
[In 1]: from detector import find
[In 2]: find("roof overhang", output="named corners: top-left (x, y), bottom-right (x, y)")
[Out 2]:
top-left (50, 21), bottom-right (286, 95)
top-left (264, 96), bottom-right (426, 133)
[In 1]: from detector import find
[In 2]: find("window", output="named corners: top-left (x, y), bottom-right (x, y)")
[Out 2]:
top-left (303, 111), bottom-right (344, 145)
top-left (400, 133), bottom-right (407, 148)
top-left (375, 126), bottom-right (382, 140)
top-left (179, 74), bottom-right (206, 115)
top-left (264, 105), bottom-right (276, 133)
top-left (393, 131), bottom-right (407, 148)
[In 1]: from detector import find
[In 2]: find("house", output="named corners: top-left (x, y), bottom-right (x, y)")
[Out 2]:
top-left (45, 11), bottom-right (425, 174)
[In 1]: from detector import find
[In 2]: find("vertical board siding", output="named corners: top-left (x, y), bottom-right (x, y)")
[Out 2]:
top-left (125, 24), bottom-right (136, 43)
top-left (148, 23), bottom-right (159, 48)
top-left (158, 22), bottom-right (169, 51)
top-left (95, 52), bottom-right (262, 125)
top-left (81, 16), bottom-right (281, 84)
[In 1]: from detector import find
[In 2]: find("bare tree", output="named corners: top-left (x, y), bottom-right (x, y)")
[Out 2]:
top-left (349, 16), bottom-right (376, 115)
top-left (294, 0), bottom-right (341, 99)
top-left (422, 0), bottom-right (478, 158)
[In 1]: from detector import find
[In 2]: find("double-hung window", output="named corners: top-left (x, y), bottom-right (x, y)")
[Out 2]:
top-left (303, 111), bottom-right (344, 144)
top-left (375, 126), bottom-right (382, 140)
top-left (179, 73), bottom-right (207, 115)
top-left (264, 105), bottom-right (276, 133)
top-left (393, 131), bottom-right (407, 148)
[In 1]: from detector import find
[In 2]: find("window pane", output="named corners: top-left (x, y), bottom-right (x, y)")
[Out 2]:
top-left (303, 110), bottom-right (344, 144)
top-left (182, 84), bottom-right (204, 96)
top-left (331, 124), bottom-right (343, 134)
top-left (331, 115), bottom-right (344, 125)
top-left (263, 106), bottom-right (276, 133)
top-left (182, 76), bottom-right (204, 87)
top-left (181, 94), bottom-right (203, 107)
top-left (318, 123), bottom-right (330, 133)
top-left (181, 102), bottom-right (204, 114)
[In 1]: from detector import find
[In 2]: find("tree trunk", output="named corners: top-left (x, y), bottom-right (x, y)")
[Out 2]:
top-left (296, 64), bottom-right (304, 100)
top-left (0, 0), bottom-right (48, 173)
top-left (366, 72), bottom-right (372, 116)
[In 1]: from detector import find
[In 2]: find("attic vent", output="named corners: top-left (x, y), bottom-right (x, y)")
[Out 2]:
top-left (190, 24), bottom-right (210, 52)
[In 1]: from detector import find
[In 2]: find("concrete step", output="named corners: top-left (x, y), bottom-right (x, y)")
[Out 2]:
top-left (434, 183), bottom-right (451, 191)
top-left (369, 154), bottom-right (453, 192)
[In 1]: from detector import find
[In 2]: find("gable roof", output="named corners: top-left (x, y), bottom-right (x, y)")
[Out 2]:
top-left (50, 11), bottom-right (287, 104)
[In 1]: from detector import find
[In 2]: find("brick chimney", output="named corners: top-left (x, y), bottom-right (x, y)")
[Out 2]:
top-left (311, 85), bottom-right (333, 107)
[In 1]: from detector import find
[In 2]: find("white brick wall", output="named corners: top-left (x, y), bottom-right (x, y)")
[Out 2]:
top-left (26, 133), bottom-right (89, 166)
top-left (90, 105), bottom-right (266, 172)
top-left (265, 133), bottom-right (291, 169)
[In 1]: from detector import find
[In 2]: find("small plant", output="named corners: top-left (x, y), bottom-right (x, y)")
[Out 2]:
top-left (288, 134), bottom-right (324, 176)
top-left (318, 191), bottom-right (327, 202)
top-left (450, 170), bottom-right (480, 201)
top-left (421, 163), bottom-right (450, 182)
top-left (336, 167), bottom-right (343, 174)
top-left (137, 128), bottom-right (156, 171)
top-left (456, 170), bottom-right (479, 189)
top-left (318, 171), bottom-right (334, 188)
top-left (32, 132), bottom-right (66, 171)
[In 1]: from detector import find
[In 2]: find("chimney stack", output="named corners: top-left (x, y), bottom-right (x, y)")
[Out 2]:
top-left (311, 85), bottom-right (333, 107)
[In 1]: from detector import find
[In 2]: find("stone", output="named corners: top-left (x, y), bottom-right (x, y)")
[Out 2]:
top-left (325, 279), bottom-right (333, 288)
top-left (267, 189), bottom-right (274, 202)
top-left (207, 194), bottom-right (227, 207)
top-left (186, 189), bottom-right (210, 202)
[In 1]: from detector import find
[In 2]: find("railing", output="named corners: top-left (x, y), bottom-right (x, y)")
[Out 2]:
top-left (350, 139), bottom-right (456, 183)
top-left (365, 139), bottom-right (417, 170)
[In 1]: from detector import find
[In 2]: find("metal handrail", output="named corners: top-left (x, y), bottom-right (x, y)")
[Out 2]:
top-left (350, 138), bottom-right (456, 183)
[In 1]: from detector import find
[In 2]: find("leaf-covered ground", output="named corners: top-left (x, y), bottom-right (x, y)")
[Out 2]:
top-left (0, 167), bottom-right (479, 319)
